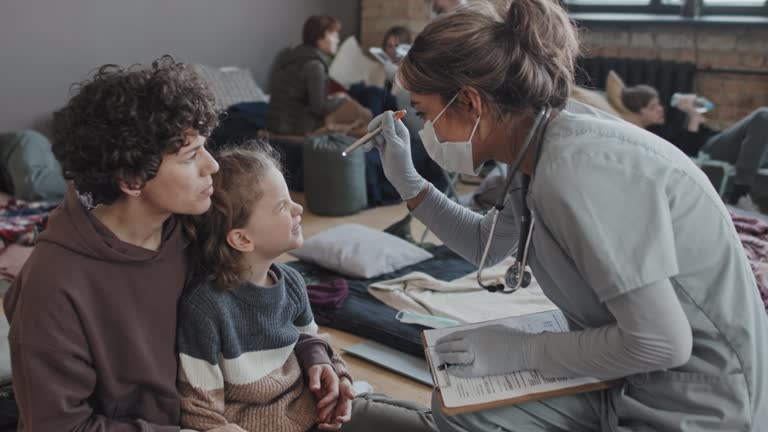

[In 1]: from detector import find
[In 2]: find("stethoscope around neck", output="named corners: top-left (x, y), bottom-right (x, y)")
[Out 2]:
top-left (476, 106), bottom-right (552, 294)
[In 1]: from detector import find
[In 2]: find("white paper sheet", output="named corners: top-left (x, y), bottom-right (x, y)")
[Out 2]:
top-left (328, 36), bottom-right (379, 88)
top-left (423, 310), bottom-right (602, 409)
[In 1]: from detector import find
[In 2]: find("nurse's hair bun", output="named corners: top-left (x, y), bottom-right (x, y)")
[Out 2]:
top-left (498, 0), bottom-right (580, 110)
top-left (399, 0), bottom-right (579, 118)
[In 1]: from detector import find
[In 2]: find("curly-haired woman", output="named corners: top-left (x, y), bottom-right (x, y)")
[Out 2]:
top-left (2, 56), bottom-right (219, 431)
top-left (3, 57), bottom-right (345, 432)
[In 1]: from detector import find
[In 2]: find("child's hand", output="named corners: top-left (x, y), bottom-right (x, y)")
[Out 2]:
top-left (317, 377), bottom-right (355, 431)
top-left (308, 364), bottom-right (340, 421)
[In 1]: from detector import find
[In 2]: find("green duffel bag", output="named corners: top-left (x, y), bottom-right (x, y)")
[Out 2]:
top-left (303, 134), bottom-right (367, 216)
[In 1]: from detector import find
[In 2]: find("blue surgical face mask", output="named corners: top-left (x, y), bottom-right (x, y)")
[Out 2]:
top-left (395, 311), bottom-right (460, 329)
top-left (418, 93), bottom-right (482, 176)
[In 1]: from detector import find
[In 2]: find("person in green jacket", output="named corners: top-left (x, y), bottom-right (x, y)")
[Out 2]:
top-left (267, 15), bottom-right (347, 136)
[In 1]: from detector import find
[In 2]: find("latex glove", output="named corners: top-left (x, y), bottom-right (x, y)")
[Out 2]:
top-left (435, 324), bottom-right (532, 378)
top-left (317, 377), bottom-right (355, 431)
top-left (362, 111), bottom-right (427, 200)
top-left (308, 364), bottom-right (340, 422)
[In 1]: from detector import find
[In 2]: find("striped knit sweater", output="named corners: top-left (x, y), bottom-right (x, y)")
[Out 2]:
top-left (177, 263), bottom-right (348, 432)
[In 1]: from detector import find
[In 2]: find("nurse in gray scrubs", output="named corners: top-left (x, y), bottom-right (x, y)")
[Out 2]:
top-left (363, 1), bottom-right (768, 430)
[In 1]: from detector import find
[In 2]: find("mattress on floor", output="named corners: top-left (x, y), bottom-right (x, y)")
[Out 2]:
top-left (287, 245), bottom-right (476, 358)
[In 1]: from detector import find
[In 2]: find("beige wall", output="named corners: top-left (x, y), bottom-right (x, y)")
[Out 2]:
top-left (0, 0), bottom-right (360, 132)
top-left (361, 0), bottom-right (431, 51)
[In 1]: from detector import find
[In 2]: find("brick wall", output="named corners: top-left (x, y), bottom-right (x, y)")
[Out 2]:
top-left (581, 24), bottom-right (768, 126)
top-left (361, 0), bottom-right (431, 53)
top-left (361, 1), bottom-right (768, 126)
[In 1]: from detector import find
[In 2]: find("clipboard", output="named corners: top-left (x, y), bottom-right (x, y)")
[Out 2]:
top-left (421, 310), bottom-right (622, 415)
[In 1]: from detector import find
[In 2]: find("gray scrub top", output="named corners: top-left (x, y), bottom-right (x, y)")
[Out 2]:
top-left (511, 100), bottom-right (768, 430)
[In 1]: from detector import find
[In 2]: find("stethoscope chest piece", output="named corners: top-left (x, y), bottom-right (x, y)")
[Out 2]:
top-left (505, 263), bottom-right (532, 292)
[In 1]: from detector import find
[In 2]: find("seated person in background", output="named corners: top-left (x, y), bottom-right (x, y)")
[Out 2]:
top-left (267, 15), bottom-right (347, 136)
top-left (431, 0), bottom-right (466, 15)
top-left (379, 26), bottom-right (413, 85)
top-left (382, 26), bottom-right (412, 62)
top-left (623, 84), bottom-right (768, 204)
top-left (179, 143), bottom-right (437, 432)
top-left (0, 130), bottom-right (66, 201)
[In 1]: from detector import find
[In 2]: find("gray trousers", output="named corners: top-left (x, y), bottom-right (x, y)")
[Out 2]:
top-left (323, 393), bottom-right (437, 432)
top-left (430, 390), bottom-right (606, 432)
top-left (701, 107), bottom-right (768, 186)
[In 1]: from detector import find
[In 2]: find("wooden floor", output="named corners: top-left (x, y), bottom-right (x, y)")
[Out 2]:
top-left (280, 183), bottom-right (476, 407)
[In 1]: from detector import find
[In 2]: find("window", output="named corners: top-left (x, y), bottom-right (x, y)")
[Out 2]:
top-left (563, 0), bottom-right (767, 15)
top-left (567, 0), bottom-right (650, 4)
top-left (704, 0), bottom-right (764, 4)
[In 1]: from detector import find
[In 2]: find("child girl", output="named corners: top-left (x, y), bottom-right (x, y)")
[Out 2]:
top-left (177, 143), bottom-right (437, 432)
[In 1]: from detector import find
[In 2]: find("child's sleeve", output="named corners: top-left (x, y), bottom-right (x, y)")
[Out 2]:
top-left (284, 265), bottom-right (318, 335)
top-left (294, 334), bottom-right (353, 384)
top-left (177, 302), bottom-right (247, 432)
top-left (283, 265), bottom-right (352, 382)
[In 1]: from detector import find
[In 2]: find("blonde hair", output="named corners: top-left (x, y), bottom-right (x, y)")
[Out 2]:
top-left (399, 0), bottom-right (579, 117)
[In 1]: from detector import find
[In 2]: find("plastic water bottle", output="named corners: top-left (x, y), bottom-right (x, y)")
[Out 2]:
top-left (670, 93), bottom-right (714, 113)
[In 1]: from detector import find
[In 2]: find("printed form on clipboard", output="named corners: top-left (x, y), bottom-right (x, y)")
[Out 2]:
top-left (421, 309), bottom-right (621, 415)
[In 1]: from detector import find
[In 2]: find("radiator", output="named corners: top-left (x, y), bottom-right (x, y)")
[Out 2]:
top-left (576, 56), bottom-right (697, 124)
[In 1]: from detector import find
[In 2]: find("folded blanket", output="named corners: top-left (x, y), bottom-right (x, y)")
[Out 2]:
top-left (307, 279), bottom-right (349, 309)
top-left (368, 257), bottom-right (557, 324)
top-left (0, 199), bottom-right (57, 248)
top-left (730, 210), bottom-right (768, 310)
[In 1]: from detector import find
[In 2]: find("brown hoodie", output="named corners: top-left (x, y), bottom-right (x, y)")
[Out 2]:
top-left (4, 187), bottom-right (187, 431)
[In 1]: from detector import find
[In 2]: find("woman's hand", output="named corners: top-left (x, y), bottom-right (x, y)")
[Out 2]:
top-left (363, 111), bottom-right (427, 200)
top-left (435, 324), bottom-right (532, 377)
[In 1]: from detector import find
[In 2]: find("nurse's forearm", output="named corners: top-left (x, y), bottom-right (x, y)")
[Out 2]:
top-left (525, 279), bottom-right (693, 380)
top-left (405, 184), bottom-right (429, 210)
top-left (409, 184), bottom-right (518, 265)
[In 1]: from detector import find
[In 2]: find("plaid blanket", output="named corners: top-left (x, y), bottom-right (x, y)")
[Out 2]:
top-left (730, 211), bottom-right (768, 311)
top-left (0, 199), bottom-right (58, 249)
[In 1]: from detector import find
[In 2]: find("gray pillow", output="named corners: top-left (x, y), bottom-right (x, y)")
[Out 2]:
top-left (191, 64), bottom-right (268, 109)
top-left (0, 130), bottom-right (66, 201)
top-left (290, 224), bottom-right (433, 279)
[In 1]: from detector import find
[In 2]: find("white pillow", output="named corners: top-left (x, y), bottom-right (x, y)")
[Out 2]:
top-left (290, 224), bottom-right (434, 279)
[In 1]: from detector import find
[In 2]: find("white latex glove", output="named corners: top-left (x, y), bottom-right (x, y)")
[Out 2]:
top-left (435, 324), bottom-right (533, 377)
top-left (363, 111), bottom-right (427, 200)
